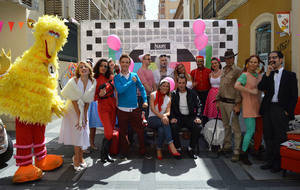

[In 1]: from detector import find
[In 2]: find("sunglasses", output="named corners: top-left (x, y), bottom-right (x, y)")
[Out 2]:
top-left (268, 56), bottom-right (278, 60)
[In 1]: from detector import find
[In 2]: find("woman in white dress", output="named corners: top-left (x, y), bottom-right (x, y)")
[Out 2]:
top-left (59, 61), bottom-right (96, 171)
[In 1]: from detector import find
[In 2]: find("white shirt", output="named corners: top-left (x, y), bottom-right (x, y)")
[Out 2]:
top-left (179, 91), bottom-right (189, 115)
top-left (153, 68), bottom-right (174, 85)
top-left (148, 92), bottom-right (171, 117)
top-left (271, 67), bottom-right (284, 103)
top-left (118, 72), bottom-right (138, 112)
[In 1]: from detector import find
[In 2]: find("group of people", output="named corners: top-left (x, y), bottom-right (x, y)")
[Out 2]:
top-left (58, 49), bottom-right (298, 174)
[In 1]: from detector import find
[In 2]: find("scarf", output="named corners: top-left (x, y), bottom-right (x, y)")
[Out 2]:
top-left (154, 90), bottom-right (165, 112)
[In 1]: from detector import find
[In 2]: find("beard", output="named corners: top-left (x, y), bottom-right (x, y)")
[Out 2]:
top-left (160, 65), bottom-right (167, 69)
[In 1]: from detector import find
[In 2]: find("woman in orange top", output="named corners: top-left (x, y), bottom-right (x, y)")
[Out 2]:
top-left (94, 58), bottom-right (117, 163)
top-left (234, 55), bottom-right (263, 165)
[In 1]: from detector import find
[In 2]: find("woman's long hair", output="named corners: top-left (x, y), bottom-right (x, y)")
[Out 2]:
top-left (93, 58), bottom-right (112, 79)
top-left (174, 63), bottom-right (191, 82)
top-left (243, 55), bottom-right (265, 73)
top-left (75, 61), bottom-right (94, 81)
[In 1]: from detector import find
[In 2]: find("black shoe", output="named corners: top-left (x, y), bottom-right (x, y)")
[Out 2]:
top-left (240, 151), bottom-right (252, 165)
top-left (100, 139), bottom-right (106, 163)
top-left (270, 168), bottom-right (281, 173)
top-left (260, 163), bottom-right (272, 170)
top-left (187, 149), bottom-right (197, 159)
top-left (120, 154), bottom-right (128, 160)
top-left (105, 140), bottom-right (115, 163)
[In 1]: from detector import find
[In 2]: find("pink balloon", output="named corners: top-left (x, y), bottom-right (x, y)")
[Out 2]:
top-left (107, 35), bottom-right (121, 51)
top-left (129, 58), bottom-right (134, 72)
top-left (194, 34), bottom-right (208, 51)
top-left (193, 19), bottom-right (206, 35)
top-left (164, 77), bottom-right (175, 91)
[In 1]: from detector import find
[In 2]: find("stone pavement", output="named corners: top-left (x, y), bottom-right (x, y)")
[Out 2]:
top-left (0, 119), bottom-right (299, 190)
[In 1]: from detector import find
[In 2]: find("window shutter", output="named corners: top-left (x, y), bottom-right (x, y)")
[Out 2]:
top-left (44, 0), bottom-right (62, 17)
top-left (75, 0), bottom-right (89, 21)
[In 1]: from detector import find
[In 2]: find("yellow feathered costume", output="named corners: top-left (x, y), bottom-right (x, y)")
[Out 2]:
top-left (0, 15), bottom-right (68, 124)
top-left (0, 15), bottom-right (69, 183)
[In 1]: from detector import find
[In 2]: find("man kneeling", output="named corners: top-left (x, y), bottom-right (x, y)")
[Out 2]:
top-left (170, 74), bottom-right (202, 159)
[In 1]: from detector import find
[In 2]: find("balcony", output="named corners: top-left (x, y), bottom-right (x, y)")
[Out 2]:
top-left (216, 0), bottom-right (230, 12)
top-left (216, 0), bottom-right (248, 19)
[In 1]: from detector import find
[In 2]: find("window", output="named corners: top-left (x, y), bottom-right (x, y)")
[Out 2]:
top-left (255, 23), bottom-right (271, 55)
top-left (169, 9), bottom-right (176, 14)
top-left (169, 0), bottom-right (178, 2)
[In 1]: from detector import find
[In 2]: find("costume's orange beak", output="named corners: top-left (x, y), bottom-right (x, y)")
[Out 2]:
top-left (43, 31), bottom-right (59, 59)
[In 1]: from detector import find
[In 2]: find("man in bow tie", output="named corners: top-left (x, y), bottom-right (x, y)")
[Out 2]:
top-left (258, 51), bottom-right (298, 173)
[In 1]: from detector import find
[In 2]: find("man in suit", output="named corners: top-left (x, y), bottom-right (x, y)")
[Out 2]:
top-left (258, 51), bottom-right (298, 173)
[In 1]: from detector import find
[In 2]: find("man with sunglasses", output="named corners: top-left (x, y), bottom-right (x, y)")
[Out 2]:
top-left (258, 51), bottom-right (298, 173)
top-left (153, 55), bottom-right (174, 86)
top-left (191, 56), bottom-right (211, 124)
top-left (137, 54), bottom-right (157, 121)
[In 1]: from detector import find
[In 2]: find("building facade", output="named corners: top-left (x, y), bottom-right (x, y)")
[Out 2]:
top-left (158, 0), bottom-right (180, 19)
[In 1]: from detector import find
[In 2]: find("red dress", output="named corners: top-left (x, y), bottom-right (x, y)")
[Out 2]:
top-left (95, 75), bottom-right (117, 140)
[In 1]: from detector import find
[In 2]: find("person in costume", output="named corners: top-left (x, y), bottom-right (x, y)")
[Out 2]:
top-left (59, 61), bottom-right (95, 171)
top-left (86, 60), bottom-right (102, 153)
top-left (0, 15), bottom-right (68, 183)
top-left (94, 58), bottom-right (116, 163)
top-left (203, 57), bottom-right (222, 119)
top-left (148, 78), bottom-right (181, 160)
top-left (174, 63), bottom-right (193, 89)
top-left (234, 55), bottom-right (263, 165)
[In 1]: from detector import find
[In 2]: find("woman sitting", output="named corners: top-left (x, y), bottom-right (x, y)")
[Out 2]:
top-left (148, 79), bottom-right (181, 160)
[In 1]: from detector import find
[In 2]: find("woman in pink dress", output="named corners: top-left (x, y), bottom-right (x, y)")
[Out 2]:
top-left (203, 58), bottom-right (222, 119)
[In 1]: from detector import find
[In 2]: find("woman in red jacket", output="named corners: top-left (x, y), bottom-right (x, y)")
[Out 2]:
top-left (94, 58), bottom-right (116, 163)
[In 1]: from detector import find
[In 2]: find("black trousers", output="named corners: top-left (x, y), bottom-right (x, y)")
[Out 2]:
top-left (196, 90), bottom-right (209, 124)
top-left (262, 104), bottom-right (289, 170)
top-left (171, 115), bottom-right (202, 150)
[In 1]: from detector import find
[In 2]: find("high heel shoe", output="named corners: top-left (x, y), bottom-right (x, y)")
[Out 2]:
top-left (157, 150), bottom-right (163, 160)
top-left (168, 146), bottom-right (181, 159)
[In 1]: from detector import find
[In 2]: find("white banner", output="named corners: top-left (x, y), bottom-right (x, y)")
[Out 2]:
top-left (276, 12), bottom-right (290, 35)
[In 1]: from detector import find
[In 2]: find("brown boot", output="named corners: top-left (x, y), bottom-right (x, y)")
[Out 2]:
top-left (231, 154), bottom-right (239, 162)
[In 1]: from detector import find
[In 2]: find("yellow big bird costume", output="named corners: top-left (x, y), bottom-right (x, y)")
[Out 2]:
top-left (0, 15), bottom-right (68, 183)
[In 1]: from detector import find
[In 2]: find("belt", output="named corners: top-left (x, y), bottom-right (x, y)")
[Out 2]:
top-left (100, 94), bottom-right (114, 100)
top-left (219, 97), bottom-right (235, 104)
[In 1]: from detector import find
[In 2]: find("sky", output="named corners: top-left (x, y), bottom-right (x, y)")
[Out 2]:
top-left (145, 0), bottom-right (159, 20)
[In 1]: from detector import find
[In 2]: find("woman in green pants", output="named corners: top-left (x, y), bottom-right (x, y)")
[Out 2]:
top-left (234, 55), bottom-right (263, 165)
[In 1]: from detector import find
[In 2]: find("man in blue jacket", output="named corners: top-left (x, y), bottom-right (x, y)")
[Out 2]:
top-left (114, 54), bottom-right (148, 159)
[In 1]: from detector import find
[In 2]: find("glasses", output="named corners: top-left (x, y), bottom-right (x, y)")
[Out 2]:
top-left (197, 60), bottom-right (204, 63)
top-left (144, 58), bottom-right (151, 61)
top-left (268, 56), bottom-right (278, 60)
top-left (100, 65), bottom-right (108, 68)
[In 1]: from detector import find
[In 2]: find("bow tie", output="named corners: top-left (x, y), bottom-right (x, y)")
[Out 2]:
top-left (274, 70), bottom-right (279, 74)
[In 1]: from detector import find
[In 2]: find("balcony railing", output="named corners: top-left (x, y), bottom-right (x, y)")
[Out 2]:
top-left (216, 0), bottom-right (231, 11)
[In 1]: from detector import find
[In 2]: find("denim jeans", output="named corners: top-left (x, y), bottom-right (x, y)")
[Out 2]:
top-left (148, 116), bottom-right (173, 149)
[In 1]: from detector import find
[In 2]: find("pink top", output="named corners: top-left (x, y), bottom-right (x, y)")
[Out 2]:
top-left (137, 67), bottom-right (155, 95)
top-left (241, 72), bottom-right (262, 118)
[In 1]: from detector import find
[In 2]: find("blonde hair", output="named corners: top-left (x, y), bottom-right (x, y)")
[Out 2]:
top-left (75, 62), bottom-right (94, 81)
